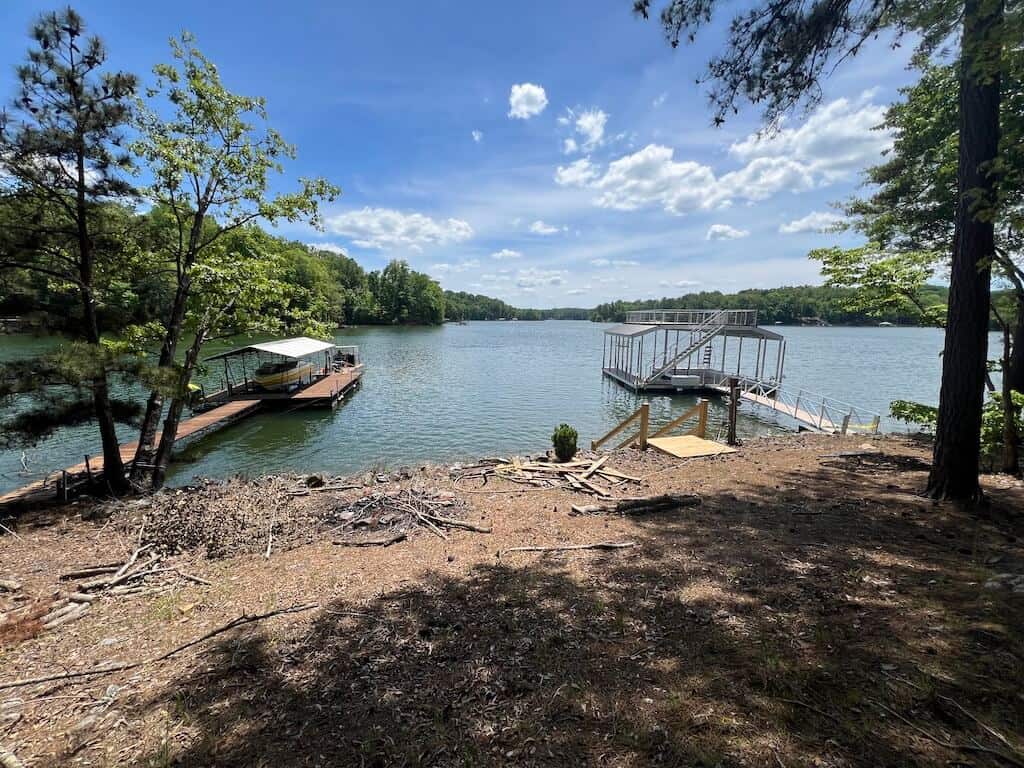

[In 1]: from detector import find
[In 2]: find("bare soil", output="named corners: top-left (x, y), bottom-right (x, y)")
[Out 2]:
top-left (2, 432), bottom-right (1024, 767)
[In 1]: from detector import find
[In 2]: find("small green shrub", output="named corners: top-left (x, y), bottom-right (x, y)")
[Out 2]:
top-left (551, 423), bottom-right (578, 462)
top-left (889, 400), bottom-right (938, 431)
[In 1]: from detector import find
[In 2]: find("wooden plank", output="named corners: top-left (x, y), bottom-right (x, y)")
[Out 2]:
top-left (291, 366), bottom-right (363, 400)
top-left (647, 435), bottom-right (737, 459)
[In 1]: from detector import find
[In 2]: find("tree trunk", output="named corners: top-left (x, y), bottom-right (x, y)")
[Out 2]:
top-left (149, 328), bottom-right (206, 490)
top-left (1008, 297), bottom-right (1024, 395)
top-left (74, 142), bottom-right (127, 495)
top-left (131, 209), bottom-right (205, 486)
top-left (927, 0), bottom-right (1003, 501)
top-left (129, 275), bottom-right (191, 485)
top-left (1000, 324), bottom-right (1020, 474)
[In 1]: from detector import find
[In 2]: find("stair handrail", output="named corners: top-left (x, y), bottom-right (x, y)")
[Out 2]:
top-left (645, 310), bottom-right (727, 384)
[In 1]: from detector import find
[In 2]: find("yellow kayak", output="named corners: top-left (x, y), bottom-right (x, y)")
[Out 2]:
top-left (253, 360), bottom-right (314, 391)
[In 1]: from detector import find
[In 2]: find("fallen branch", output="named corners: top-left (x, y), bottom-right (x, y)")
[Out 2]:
top-left (570, 493), bottom-right (702, 516)
top-left (420, 513), bottom-right (492, 533)
top-left (59, 565), bottom-right (120, 581)
top-left (333, 532), bottom-right (407, 547)
top-left (938, 695), bottom-right (1024, 765)
top-left (171, 569), bottom-right (212, 586)
top-left (500, 541), bottom-right (636, 556)
top-left (286, 483), bottom-right (360, 496)
top-left (0, 580), bottom-right (21, 593)
top-left (0, 602), bottom-right (319, 691)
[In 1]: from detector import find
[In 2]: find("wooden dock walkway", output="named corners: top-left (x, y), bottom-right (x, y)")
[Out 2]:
top-left (291, 366), bottom-right (363, 402)
top-left (0, 399), bottom-right (262, 509)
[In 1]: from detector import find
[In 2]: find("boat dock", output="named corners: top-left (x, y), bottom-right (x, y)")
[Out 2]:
top-left (602, 310), bottom-right (879, 434)
top-left (0, 338), bottom-right (364, 510)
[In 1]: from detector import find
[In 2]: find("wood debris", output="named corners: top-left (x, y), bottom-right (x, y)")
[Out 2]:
top-left (328, 489), bottom-right (490, 546)
top-left (451, 455), bottom-right (640, 496)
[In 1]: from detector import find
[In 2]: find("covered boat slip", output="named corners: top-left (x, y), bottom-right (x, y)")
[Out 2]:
top-left (602, 309), bottom-right (785, 394)
top-left (601, 309), bottom-right (880, 434)
top-left (200, 336), bottom-right (363, 409)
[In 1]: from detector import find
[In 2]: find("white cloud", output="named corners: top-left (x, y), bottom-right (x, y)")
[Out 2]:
top-left (508, 83), bottom-right (548, 119)
top-left (559, 107), bottom-right (609, 152)
top-left (471, 130), bottom-right (483, 143)
top-left (705, 224), bottom-right (750, 241)
top-left (575, 108), bottom-right (608, 151)
top-left (326, 207), bottom-right (473, 251)
top-left (557, 96), bottom-right (892, 217)
top-left (729, 96), bottom-right (892, 183)
top-left (554, 157), bottom-right (599, 187)
top-left (516, 267), bottom-right (567, 288)
top-left (612, 259), bottom-right (640, 267)
top-left (779, 211), bottom-right (845, 234)
top-left (305, 242), bottom-right (347, 255)
top-left (590, 258), bottom-right (610, 267)
top-left (659, 279), bottom-right (701, 289)
top-left (592, 144), bottom-right (718, 214)
top-left (431, 259), bottom-right (480, 274)
top-left (566, 288), bottom-right (587, 296)
top-left (652, 92), bottom-right (667, 108)
top-left (490, 248), bottom-right (522, 260)
top-left (529, 220), bottom-right (560, 235)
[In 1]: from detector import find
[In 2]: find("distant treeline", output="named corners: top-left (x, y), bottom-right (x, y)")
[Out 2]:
top-left (590, 285), bottom-right (953, 325)
top-left (442, 291), bottom-right (589, 321)
top-left (0, 203), bottom-right (451, 328)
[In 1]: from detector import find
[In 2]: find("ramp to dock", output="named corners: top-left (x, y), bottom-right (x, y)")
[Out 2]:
top-left (740, 390), bottom-right (839, 432)
top-left (726, 378), bottom-right (880, 434)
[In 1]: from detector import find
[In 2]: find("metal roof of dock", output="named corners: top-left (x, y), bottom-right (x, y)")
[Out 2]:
top-left (605, 324), bottom-right (657, 336)
top-left (205, 336), bottom-right (337, 361)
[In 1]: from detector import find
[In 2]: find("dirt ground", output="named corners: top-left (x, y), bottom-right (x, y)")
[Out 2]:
top-left (2, 432), bottom-right (1024, 768)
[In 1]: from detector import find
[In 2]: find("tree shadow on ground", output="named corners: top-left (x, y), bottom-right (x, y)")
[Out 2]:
top-left (126, 456), bottom-right (1024, 768)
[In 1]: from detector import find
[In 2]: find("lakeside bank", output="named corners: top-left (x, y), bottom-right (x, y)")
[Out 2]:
top-left (1, 432), bottom-right (1023, 767)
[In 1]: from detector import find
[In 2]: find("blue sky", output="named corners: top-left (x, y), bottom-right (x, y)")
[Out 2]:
top-left (1, 1), bottom-right (919, 308)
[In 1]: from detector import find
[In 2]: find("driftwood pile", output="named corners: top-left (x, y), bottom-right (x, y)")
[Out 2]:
top-left (328, 489), bottom-right (491, 547)
top-left (451, 455), bottom-right (640, 496)
top-left (105, 477), bottom-right (492, 558)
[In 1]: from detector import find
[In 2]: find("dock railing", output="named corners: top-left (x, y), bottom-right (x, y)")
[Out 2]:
top-left (708, 374), bottom-right (881, 434)
top-left (625, 309), bottom-right (758, 327)
top-left (592, 400), bottom-right (710, 451)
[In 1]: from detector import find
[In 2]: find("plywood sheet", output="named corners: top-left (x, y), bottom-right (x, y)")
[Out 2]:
top-left (647, 435), bottom-right (737, 458)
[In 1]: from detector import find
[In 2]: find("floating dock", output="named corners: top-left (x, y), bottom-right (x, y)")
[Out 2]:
top-left (602, 310), bottom-right (879, 434)
top-left (0, 337), bottom-right (364, 510)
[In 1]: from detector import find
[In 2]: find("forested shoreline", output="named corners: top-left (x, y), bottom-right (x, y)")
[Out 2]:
top-left (0, 240), bottom-right (966, 331)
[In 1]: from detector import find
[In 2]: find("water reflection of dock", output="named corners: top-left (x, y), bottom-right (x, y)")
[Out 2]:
top-left (0, 338), bottom-right (363, 510)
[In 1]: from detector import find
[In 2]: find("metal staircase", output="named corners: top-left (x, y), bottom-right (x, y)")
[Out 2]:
top-left (643, 310), bottom-right (726, 386)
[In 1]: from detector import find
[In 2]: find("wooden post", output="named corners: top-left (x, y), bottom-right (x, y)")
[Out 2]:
top-left (697, 399), bottom-right (708, 438)
top-left (727, 378), bottom-right (739, 446)
top-left (84, 455), bottom-right (93, 486)
top-left (638, 402), bottom-right (650, 450)
top-left (60, 470), bottom-right (69, 502)
top-left (841, 415), bottom-right (851, 435)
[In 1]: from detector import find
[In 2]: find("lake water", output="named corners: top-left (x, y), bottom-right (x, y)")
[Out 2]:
top-left (0, 323), bottom-right (990, 494)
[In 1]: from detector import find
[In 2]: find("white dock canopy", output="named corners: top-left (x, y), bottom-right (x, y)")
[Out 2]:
top-left (205, 336), bottom-right (336, 361)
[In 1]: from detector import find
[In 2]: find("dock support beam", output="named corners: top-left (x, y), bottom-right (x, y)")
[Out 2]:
top-left (727, 377), bottom-right (739, 446)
